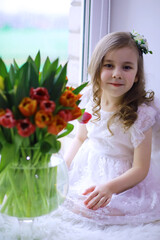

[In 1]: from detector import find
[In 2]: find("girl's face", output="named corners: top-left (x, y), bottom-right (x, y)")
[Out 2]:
top-left (100, 47), bottom-right (138, 103)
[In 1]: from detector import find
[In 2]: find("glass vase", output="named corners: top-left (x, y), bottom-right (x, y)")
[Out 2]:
top-left (0, 147), bottom-right (68, 219)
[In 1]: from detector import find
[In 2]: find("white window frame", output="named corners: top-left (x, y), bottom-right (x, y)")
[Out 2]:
top-left (80, 0), bottom-right (111, 82)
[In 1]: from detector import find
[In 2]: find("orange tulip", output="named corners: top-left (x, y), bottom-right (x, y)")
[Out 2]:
top-left (60, 90), bottom-right (82, 107)
top-left (19, 97), bottom-right (37, 117)
top-left (35, 110), bottom-right (53, 128)
top-left (70, 106), bottom-right (82, 120)
top-left (48, 115), bottom-right (67, 135)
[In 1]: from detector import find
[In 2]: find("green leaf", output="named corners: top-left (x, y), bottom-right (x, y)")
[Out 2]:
top-left (49, 63), bottom-right (67, 100)
top-left (14, 61), bottom-right (39, 108)
top-left (14, 63), bottom-right (30, 107)
top-left (0, 58), bottom-right (8, 78)
top-left (50, 140), bottom-right (61, 153)
top-left (34, 51), bottom-right (41, 72)
top-left (9, 64), bottom-right (16, 87)
top-left (0, 90), bottom-right (8, 108)
top-left (0, 143), bottom-right (16, 172)
top-left (40, 141), bottom-right (52, 153)
top-left (4, 76), bottom-right (12, 91)
top-left (41, 58), bottom-right (59, 90)
top-left (13, 59), bottom-right (19, 72)
top-left (27, 56), bottom-right (39, 76)
top-left (14, 134), bottom-right (23, 151)
top-left (0, 128), bottom-right (7, 146)
top-left (54, 62), bottom-right (67, 86)
top-left (40, 135), bottom-right (61, 154)
top-left (57, 123), bottom-right (74, 139)
top-left (27, 58), bottom-right (39, 88)
top-left (40, 57), bottom-right (51, 85)
top-left (73, 81), bottom-right (88, 95)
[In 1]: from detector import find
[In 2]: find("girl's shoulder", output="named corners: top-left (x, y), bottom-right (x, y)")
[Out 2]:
top-left (135, 103), bottom-right (157, 132)
top-left (129, 101), bottom-right (159, 148)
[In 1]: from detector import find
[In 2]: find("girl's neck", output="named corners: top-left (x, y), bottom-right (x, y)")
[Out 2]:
top-left (101, 95), bottom-right (121, 112)
top-left (101, 102), bottom-right (118, 112)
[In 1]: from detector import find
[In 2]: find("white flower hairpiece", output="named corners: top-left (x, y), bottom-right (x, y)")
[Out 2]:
top-left (130, 31), bottom-right (153, 55)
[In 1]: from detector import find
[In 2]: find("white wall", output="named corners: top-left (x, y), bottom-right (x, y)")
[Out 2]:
top-left (110, 0), bottom-right (160, 98)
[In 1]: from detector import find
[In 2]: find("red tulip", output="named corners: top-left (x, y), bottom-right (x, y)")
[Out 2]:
top-left (78, 112), bottom-right (92, 124)
top-left (58, 110), bottom-right (73, 122)
top-left (40, 100), bottom-right (56, 113)
top-left (30, 87), bottom-right (50, 102)
top-left (17, 118), bottom-right (35, 137)
top-left (0, 109), bottom-right (16, 128)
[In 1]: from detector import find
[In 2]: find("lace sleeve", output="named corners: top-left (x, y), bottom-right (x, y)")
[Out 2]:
top-left (130, 104), bottom-right (157, 148)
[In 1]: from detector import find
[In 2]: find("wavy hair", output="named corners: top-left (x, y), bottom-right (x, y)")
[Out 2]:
top-left (88, 32), bottom-right (154, 132)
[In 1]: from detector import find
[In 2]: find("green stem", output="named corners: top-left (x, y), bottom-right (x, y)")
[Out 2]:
top-left (23, 168), bottom-right (35, 217)
top-left (10, 128), bottom-right (15, 143)
top-left (7, 169), bottom-right (24, 216)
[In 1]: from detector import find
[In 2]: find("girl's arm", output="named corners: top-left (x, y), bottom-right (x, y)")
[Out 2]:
top-left (64, 123), bottom-right (88, 168)
top-left (83, 128), bottom-right (152, 210)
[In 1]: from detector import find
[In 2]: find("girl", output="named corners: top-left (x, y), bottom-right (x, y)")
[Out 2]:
top-left (62, 31), bottom-right (160, 225)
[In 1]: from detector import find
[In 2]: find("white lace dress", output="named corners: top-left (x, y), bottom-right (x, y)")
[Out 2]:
top-left (58, 90), bottom-right (160, 225)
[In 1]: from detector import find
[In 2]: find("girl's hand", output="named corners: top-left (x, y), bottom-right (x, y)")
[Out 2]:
top-left (82, 184), bottom-right (112, 210)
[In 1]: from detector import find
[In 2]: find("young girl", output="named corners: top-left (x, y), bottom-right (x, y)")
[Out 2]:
top-left (62, 31), bottom-right (160, 225)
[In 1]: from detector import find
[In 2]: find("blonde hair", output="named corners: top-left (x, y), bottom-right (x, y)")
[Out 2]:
top-left (88, 31), bottom-right (154, 132)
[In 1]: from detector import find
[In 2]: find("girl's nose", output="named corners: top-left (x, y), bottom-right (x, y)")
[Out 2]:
top-left (112, 69), bottom-right (122, 79)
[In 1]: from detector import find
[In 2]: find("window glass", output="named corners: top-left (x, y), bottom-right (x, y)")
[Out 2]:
top-left (0, 0), bottom-right (70, 68)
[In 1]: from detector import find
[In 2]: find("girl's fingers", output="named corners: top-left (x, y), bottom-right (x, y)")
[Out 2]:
top-left (100, 197), bottom-right (111, 208)
top-left (85, 194), bottom-right (101, 209)
top-left (90, 196), bottom-right (111, 210)
top-left (92, 197), bottom-right (107, 210)
top-left (84, 191), bottom-right (99, 206)
top-left (82, 186), bottom-right (96, 195)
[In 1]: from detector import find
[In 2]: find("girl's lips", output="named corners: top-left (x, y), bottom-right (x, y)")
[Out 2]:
top-left (108, 83), bottom-right (124, 87)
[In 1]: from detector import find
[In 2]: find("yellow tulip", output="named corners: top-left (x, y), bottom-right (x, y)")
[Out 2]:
top-left (0, 76), bottom-right (4, 90)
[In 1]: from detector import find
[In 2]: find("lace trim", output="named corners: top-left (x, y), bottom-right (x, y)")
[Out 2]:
top-left (130, 104), bottom-right (157, 148)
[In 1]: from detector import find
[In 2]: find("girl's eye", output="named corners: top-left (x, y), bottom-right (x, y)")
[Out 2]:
top-left (104, 64), bottom-right (113, 68)
top-left (123, 65), bottom-right (132, 70)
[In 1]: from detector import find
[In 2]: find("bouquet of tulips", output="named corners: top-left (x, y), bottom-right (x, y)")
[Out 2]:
top-left (0, 52), bottom-right (91, 218)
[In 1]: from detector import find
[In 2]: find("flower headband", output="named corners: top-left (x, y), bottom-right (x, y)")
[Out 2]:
top-left (130, 31), bottom-right (153, 55)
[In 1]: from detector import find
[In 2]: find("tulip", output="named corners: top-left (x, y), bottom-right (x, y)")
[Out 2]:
top-left (17, 119), bottom-right (35, 137)
top-left (18, 97), bottom-right (37, 117)
top-left (58, 110), bottom-right (73, 122)
top-left (35, 110), bottom-right (53, 128)
top-left (0, 109), bottom-right (16, 128)
top-left (40, 100), bottom-right (56, 113)
top-left (70, 106), bottom-right (82, 120)
top-left (78, 112), bottom-right (92, 124)
top-left (30, 87), bottom-right (50, 102)
top-left (60, 90), bottom-right (82, 107)
top-left (48, 115), bottom-right (67, 135)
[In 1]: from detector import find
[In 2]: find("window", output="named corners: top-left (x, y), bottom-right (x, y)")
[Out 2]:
top-left (81, 0), bottom-right (111, 83)
top-left (61, 0), bottom-right (111, 152)
top-left (0, 0), bottom-right (70, 68)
